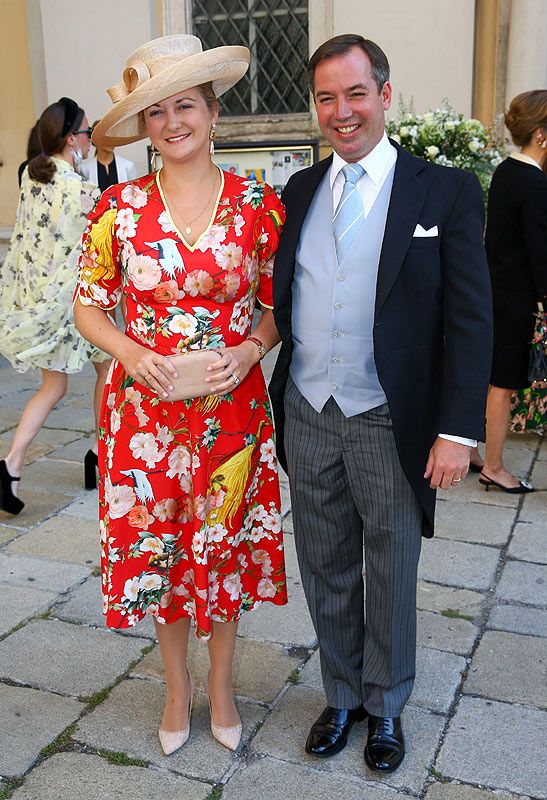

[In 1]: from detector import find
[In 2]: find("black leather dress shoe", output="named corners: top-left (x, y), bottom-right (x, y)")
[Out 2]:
top-left (305, 705), bottom-right (367, 758)
top-left (364, 715), bottom-right (405, 773)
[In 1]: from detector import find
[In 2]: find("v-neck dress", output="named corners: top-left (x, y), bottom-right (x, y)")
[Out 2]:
top-left (75, 170), bottom-right (288, 637)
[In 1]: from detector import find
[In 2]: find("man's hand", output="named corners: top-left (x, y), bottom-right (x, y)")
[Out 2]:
top-left (424, 438), bottom-right (470, 490)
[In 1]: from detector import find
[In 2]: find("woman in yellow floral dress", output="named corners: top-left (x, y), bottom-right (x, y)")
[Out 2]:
top-left (0, 98), bottom-right (110, 515)
top-left (74, 35), bottom-right (287, 756)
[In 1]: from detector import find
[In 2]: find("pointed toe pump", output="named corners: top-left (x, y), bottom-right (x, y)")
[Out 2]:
top-left (206, 674), bottom-right (242, 751)
top-left (0, 460), bottom-right (24, 515)
top-left (84, 449), bottom-right (98, 490)
top-left (158, 675), bottom-right (195, 756)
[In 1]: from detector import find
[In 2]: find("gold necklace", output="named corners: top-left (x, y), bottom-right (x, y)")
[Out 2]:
top-left (163, 168), bottom-right (219, 237)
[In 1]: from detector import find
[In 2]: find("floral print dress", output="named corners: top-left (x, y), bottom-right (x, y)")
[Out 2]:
top-left (75, 170), bottom-right (288, 637)
top-left (0, 157), bottom-right (106, 372)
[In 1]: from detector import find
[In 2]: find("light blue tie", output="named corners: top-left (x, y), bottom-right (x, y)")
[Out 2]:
top-left (333, 163), bottom-right (365, 262)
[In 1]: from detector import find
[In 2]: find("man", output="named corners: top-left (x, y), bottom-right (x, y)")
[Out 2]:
top-left (269, 34), bottom-right (492, 773)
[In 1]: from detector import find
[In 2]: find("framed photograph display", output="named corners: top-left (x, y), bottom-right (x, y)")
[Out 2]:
top-left (148, 140), bottom-right (319, 194)
top-left (214, 141), bottom-right (318, 194)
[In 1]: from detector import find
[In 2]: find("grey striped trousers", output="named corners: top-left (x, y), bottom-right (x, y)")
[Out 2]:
top-left (284, 378), bottom-right (423, 717)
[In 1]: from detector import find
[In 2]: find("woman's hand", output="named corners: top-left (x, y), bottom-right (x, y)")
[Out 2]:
top-left (120, 339), bottom-right (178, 399)
top-left (205, 341), bottom-right (260, 396)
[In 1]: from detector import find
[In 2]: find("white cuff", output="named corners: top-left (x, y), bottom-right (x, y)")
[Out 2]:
top-left (438, 433), bottom-right (477, 448)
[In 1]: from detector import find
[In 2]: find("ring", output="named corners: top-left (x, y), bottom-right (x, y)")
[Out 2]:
top-left (144, 372), bottom-right (151, 380)
top-left (231, 374), bottom-right (240, 385)
top-left (452, 478), bottom-right (461, 483)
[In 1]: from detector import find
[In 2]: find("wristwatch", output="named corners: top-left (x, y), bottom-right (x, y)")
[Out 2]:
top-left (247, 336), bottom-right (268, 360)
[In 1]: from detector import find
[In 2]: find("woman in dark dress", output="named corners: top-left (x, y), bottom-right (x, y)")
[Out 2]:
top-left (474, 90), bottom-right (547, 491)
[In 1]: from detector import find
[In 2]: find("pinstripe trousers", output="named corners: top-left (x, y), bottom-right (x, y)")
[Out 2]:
top-left (284, 378), bottom-right (423, 717)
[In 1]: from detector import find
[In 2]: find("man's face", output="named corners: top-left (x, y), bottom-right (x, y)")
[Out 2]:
top-left (313, 46), bottom-right (392, 162)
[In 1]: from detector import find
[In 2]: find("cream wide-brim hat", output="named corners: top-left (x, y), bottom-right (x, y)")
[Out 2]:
top-left (92, 34), bottom-right (250, 147)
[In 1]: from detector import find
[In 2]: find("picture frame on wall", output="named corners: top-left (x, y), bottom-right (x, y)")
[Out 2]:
top-left (147, 140), bottom-right (319, 193)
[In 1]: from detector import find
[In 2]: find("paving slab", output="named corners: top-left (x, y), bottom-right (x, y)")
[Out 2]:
top-left (411, 647), bottom-right (466, 713)
top-left (464, 630), bottom-right (546, 708)
top-left (10, 752), bottom-right (211, 800)
top-left (436, 696), bottom-right (547, 797)
top-left (21, 458), bottom-right (85, 497)
top-left (441, 479), bottom-right (520, 508)
top-left (237, 577), bottom-right (317, 647)
top-left (54, 575), bottom-right (157, 638)
top-left (76, 678), bottom-right (266, 782)
top-left (417, 610), bottom-right (478, 655)
top-left (0, 524), bottom-right (19, 545)
top-left (222, 756), bottom-right (402, 800)
top-left (417, 582), bottom-right (484, 619)
top-left (425, 783), bottom-right (527, 799)
top-left (496, 561), bottom-right (547, 606)
top-left (488, 603), bottom-right (547, 637)
top-left (0, 551), bottom-right (89, 593)
top-left (134, 635), bottom-right (303, 703)
top-left (434, 501), bottom-right (515, 546)
top-left (299, 646), bottom-right (465, 715)
top-left (0, 618), bottom-right (149, 697)
top-left (0, 407), bottom-right (25, 432)
top-left (61, 491), bottom-right (99, 521)
top-left (280, 530), bottom-right (301, 580)
top-left (0, 438), bottom-right (56, 464)
top-left (250, 684), bottom-right (445, 794)
top-left (46, 434), bottom-right (94, 463)
top-left (0, 683), bottom-right (84, 777)
top-left (508, 522), bottom-right (547, 564)
top-left (6, 515), bottom-right (100, 566)
top-left (43, 404), bottom-right (95, 431)
top-left (0, 490), bottom-right (74, 528)
top-left (519, 489), bottom-right (547, 523)
top-left (418, 539), bottom-right (500, 591)
top-left (0, 582), bottom-right (58, 637)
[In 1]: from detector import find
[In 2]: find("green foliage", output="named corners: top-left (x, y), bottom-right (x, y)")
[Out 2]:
top-left (39, 722), bottom-right (77, 758)
top-left (206, 786), bottom-right (224, 800)
top-left (96, 749), bottom-right (148, 768)
top-left (441, 608), bottom-right (474, 621)
top-left (386, 98), bottom-right (506, 198)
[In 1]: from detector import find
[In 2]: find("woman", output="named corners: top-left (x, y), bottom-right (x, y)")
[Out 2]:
top-left (0, 98), bottom-right (111, 515)
top-left (473, 90), bottom-right (547, 491)
top-left (74, 35), bottom-right (288, 756)
top-left (80, 123), bottom-right (137, 190)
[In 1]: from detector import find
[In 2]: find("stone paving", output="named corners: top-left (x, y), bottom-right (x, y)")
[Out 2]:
top-left (0, 352), bottom-right (546, 800)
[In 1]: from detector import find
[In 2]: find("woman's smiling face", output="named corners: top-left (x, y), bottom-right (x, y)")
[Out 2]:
top-left (144, 88), bottom-right (218, 165)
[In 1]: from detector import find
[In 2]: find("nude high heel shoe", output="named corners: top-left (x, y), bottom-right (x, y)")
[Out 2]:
top-left (206, 672), bottom-right (242, 751)
top-left (158, 673), bottom-right (194, 756)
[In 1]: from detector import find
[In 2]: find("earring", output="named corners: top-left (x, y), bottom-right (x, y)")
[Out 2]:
top-left (209, 124), bottom-right (216, 156)
top-left (150, 145), bottom-right (159, 171)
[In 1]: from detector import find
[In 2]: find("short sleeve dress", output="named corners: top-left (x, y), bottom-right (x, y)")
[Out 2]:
top-left (75, 170), bottom-right (288, 638)
top-left (0, 157), bottom-right (104, 372)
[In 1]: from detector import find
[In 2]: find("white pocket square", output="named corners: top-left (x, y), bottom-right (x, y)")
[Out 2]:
top-left (413, 224), bottom-right (438, 238)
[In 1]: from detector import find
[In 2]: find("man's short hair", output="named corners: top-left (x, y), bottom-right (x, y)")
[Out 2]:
top-left (308, 34), bottom-right (390, 95)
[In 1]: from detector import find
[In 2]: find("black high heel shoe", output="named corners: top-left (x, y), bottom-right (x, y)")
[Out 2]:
top-left (0, 460), bottom-right (25, 515)
top-left (84, 450), bottom-right (98, 490)
top-left (479, 472), bottom-right (534, 494)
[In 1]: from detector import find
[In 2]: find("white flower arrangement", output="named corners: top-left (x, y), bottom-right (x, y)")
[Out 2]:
top-left (386, 99), bottom-right (505, 198)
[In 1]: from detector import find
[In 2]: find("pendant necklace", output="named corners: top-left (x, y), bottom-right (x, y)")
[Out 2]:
top-left (165, 168), bottom-right (218, 237)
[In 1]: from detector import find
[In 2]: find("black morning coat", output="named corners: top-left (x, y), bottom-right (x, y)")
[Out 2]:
top-left (268, 141), bottom-right (493, 537)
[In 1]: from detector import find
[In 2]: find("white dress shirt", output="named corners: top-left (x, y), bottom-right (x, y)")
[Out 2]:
top-left (329, 133), bottom-right (476, 449)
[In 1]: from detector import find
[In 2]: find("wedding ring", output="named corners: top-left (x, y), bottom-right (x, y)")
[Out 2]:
top-left (231, 374), bottom-right (240, 385)
top-left (452, 478), bottom-right (462, 483)
top-left (144, 372), bottom-right (151, 380)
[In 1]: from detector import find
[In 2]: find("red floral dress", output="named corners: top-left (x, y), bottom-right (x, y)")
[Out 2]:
top-left (76, 170), bottom-right (288, 638)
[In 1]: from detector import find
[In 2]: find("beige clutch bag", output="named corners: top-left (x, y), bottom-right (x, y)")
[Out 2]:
top-left (166, 350), bottom-right (222, 401)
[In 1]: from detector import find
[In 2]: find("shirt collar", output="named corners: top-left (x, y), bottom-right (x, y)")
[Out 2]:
top-left (330, 132), bottom-right (394, 188)
top-left (509, 151), bottom-right (543, 170)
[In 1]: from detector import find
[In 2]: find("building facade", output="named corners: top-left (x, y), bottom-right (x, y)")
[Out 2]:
top-left (0, 0), bottom-right (545, 227)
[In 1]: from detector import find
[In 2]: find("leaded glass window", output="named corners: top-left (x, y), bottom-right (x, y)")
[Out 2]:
top-left (192, 0), bottom-right (309, 116)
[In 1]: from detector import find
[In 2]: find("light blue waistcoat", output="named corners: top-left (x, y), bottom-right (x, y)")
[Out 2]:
top-left (289, 164), bottom-right (396, 417)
